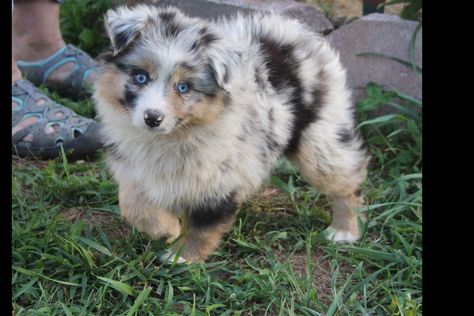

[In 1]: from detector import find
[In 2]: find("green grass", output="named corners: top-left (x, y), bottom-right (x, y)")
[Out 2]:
top-left (13, 2), bottom-right (421, 314)
top-left (59, 0), bottom-right (112, 57)
top-left (12, 81), bottom-right (422, 315)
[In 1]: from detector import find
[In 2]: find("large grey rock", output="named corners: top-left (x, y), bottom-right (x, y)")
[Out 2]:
top-left (121, 0), bottom-right (252, 19)
top-left (328, 13), bottom-right (422, 103)
top-left (208, 0), bottom-right (334, 34)
top-left (121, 0), bottom-right (333, 34)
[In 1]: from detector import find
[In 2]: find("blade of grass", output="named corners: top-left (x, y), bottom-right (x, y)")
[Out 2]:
top-left (326, 265), bottom-right (358, 316)
top-left (126, 286), bottom-right (152, 316)
top-left (97, 276), bottom-right (135, 296)
top-left (345, 247), bottom-right (406, 264)
top-left (357, 114), bottom-right (403, 129)
top-left (13, 278), bottom-right (37, 300)
top-left (60, 303), bottom-right (73, 316)
top-left (76, 236), bottom-right (112, 256)
top-left (13, 266), bottom-right (80, 286)
top-left (60, 144), bottom-right (70, 177)
top-left (342, 264), bottom-right (394, 303)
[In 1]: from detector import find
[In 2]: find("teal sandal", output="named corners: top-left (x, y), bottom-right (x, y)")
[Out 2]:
top-left (12, 79), bottom-right (103, 159)
top-left (16, 45), bottom-right (97, 100)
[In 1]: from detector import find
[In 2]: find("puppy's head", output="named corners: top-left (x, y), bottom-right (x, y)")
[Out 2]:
top-left (95, 5), bottom-right (234, 135)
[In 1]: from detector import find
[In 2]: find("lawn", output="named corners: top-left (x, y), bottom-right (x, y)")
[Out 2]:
top-left (12, 1), bottom-right (422, 315)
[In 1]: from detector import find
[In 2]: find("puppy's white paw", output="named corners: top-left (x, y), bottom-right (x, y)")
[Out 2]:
top-left (324, 227), bottom-right (359, 243)
top-left (159, 250), bottom-right (187, 264)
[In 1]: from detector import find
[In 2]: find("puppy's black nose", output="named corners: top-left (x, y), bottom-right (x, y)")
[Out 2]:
top-left (144, 110), bottom-right (164, 128)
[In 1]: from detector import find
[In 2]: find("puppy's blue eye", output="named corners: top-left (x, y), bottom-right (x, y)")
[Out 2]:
top-left (176, 81), bottom-right (189, 94)
top-left (135, 73), bottom-right (149, 85)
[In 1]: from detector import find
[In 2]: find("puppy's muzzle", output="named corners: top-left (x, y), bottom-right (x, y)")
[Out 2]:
top-left (144, 110), bottom-right (165, 128)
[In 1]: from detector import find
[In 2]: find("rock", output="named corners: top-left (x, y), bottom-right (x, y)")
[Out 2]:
top-left (328, 13), bottom-right (422, 103)
top-left (120, 0), bottom-right (333, 34)
top-left (122, 0), bottom-right (252, 19)
top-left (208, 0), bottom-right (333, 34)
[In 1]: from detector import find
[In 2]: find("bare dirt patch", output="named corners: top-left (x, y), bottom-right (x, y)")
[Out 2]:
top-left (12, 156), bottom-right (50, 169)
top-left (276, 249), bottom-right (333, 305)
top-left (276, 248), bottom-right (353, 307)
top-left (251, 186), bottom-right (294, 213)
top-left (58, 207), bottom-right (130, 240)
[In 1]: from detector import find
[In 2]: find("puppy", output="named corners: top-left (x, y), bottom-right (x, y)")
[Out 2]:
top-left (94, 5), bottom-right (370, 263)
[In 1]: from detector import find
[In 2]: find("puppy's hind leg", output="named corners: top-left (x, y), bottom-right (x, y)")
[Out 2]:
top-left (119, 183), bottom-right (180, 244)
top-left (290, 123), bottom-right (369, 243)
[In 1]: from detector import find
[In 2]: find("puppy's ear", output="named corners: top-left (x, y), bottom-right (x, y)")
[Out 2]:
top-left (104, 5), bottom-right (153, 56)
top-left (190, 25), bottom-right (240, 91)
top-left (206, 45), bottom-right (241, 92)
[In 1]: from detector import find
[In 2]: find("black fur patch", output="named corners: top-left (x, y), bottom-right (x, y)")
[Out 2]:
top-left (189, 65), bottom-right (220, 97)
top-left (113, 31), bottom-right (130, 53)
top-left (259, 38), bottom-right (296, 91)
top-left (180, 62), bottom-right (197, 73)
top-left (200, 32), bottom-right (219, 47)
top-left (189, 193), bottom-right (237, 229)
top-left (338, 128), bottom-right (355, 144)
top-left (159, 11), bottom-right (182, 38)
top-left (259, 37), bottom-right (317, 155)
top-left (191, 27), bottom-right (219, 51)
top-left (222, 64), bottom-right (230, 84)
top-left (119, 83), bottom-right (138, 109)
top-left (104, 21), bottom-right (143, 60)
top-left (159, 11), bottom-right (176, 24)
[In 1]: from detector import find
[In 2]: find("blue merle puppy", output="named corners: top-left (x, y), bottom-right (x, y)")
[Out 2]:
top-left (94, 5), bottom-right (370, 263)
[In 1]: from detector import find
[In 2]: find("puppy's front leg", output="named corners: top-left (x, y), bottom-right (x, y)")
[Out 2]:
top-left (119, 183), bottom-right (180, 243)
top-left (166, 194), bottom-right (238, 263)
